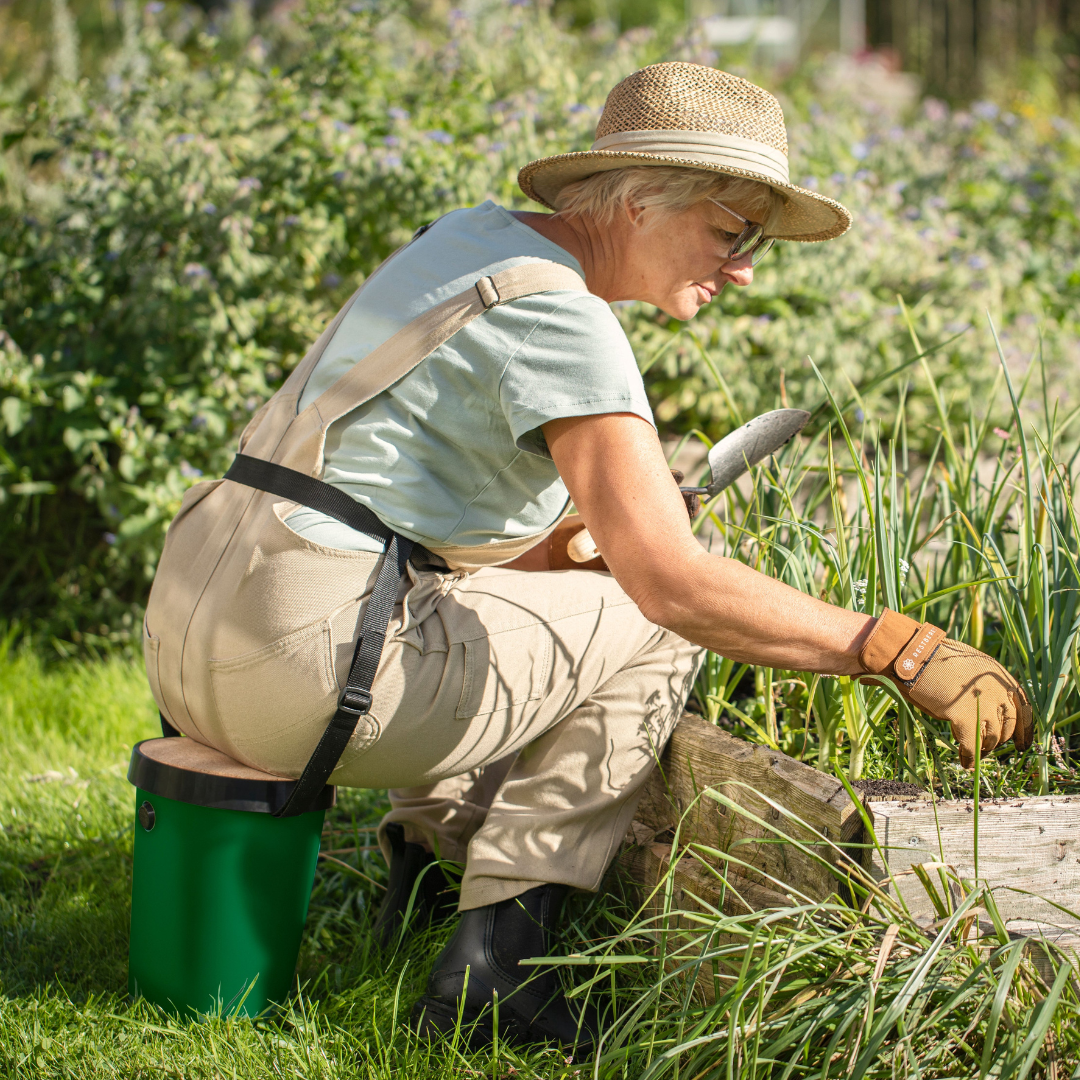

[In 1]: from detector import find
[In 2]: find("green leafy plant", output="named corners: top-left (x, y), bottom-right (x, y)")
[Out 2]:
top-left (690, 306), bottom-right (1080, 792)
top-left (0, 0), bottom-right (651, 649)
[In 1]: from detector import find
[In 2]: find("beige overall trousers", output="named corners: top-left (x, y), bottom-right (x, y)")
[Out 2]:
top-left (143, 254), bottom-right (700, 909)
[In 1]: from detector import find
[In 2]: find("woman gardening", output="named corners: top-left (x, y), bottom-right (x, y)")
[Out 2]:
top-left (143, 62), bottom-right (1032, 1052)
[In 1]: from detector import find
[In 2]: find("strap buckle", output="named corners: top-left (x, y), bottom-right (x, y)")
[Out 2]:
top-left (476, 276), bottom-right (501, 309)
top-left (337, 687), bottom-right (373, 717)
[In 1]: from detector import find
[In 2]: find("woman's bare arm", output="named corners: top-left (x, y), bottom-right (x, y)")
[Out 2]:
top-left (542, 412), bottom-right (874, 676)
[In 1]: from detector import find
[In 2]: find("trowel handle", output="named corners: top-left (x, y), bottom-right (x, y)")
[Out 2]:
top-left (567, 477), bottom-right (700, 564)
top-left (567, 528), bottom-right (600, 563)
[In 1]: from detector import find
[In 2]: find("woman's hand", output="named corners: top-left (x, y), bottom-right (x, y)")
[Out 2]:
top-left (857, 609), bottom-right (1033, 767)
top-left (542, 412), bottom-right (875, 676)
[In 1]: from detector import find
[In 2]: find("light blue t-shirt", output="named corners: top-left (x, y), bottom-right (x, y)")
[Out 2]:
top-left (287, 201), bottom-right (654, 553)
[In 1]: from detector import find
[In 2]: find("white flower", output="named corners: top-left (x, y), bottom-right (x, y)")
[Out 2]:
top-left (851, 578), bottom-right (868, 609)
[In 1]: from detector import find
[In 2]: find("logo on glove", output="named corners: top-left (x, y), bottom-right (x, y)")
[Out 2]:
top-left (901, 658), bottom-right (916, 672)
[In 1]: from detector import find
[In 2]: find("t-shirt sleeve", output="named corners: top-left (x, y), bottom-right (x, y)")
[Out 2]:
top-left (497, 292), bottom-right (656, 459)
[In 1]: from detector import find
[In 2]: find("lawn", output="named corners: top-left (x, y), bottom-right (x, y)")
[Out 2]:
top-left (4, 647), bottom-right (1080, 1079)
top-left (0, 648), bottom-right (606, 1078)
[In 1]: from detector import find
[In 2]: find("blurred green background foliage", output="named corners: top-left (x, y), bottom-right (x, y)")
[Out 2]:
top-left (2, 0), bottom-right (1080, 651)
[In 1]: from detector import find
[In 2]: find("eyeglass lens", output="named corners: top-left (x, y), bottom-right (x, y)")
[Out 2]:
top-left (726, 225), bottom-right (774, 267)
top-left (749, 238), bottom-right (775, 266)
top-left (709, 200), bottom-right (776, 267)
top-left (730, 224), bottom-right (763, 259)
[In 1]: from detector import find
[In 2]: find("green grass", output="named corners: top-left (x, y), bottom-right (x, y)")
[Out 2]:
top-left (0, 643), bottom-right (155, 1000)
top-left (4, 647), bottom-right (1080, 1078)
top-left (0, 647), bottom-right (626, 1077)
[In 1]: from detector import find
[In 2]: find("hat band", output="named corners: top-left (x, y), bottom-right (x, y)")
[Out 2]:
top-left (590, 129), bottom-right (790, 186)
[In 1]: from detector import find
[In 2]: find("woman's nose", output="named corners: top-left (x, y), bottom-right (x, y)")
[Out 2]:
top-left (721, 252), bottom-right (754, 286)
top-left (723, 263), bottom-right (754, 286)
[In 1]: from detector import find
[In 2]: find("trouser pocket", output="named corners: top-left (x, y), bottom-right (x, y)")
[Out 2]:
top-left (455, 626), bottom-right (553, 721)
top-left (209, 615), bottom-right (379, 774)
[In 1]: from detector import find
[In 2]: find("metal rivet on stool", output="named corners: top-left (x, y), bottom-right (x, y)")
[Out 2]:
top-left (138, 801), bottom-right (156, 832)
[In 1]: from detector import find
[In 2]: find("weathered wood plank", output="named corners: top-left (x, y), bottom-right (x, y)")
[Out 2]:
top-left (868, 796), bottom-right (1080, 933)
top-left (633, 714), bottom-right (862, 901)
top-left (624, 719), bottom-right (1080, 971)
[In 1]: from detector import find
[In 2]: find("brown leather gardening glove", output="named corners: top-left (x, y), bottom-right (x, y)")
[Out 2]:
top-left (858, 609), bottom-right (1034, 769)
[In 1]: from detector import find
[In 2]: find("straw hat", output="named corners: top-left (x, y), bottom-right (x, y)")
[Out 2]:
top-left (519, 62), bottom-right (851, 243)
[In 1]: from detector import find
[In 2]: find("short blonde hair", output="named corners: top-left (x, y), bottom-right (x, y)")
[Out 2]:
top-left (554, 166), bottom-right (785, 232)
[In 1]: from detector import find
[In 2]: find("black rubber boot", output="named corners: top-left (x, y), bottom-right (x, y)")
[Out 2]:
top-left (373, 822), bottom-right (457, 948)
top-left (412, 883), bottom-right (600, 1055)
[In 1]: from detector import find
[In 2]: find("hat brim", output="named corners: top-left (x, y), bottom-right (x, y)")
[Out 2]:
top-left (518, 150), bottom-right (852, 243)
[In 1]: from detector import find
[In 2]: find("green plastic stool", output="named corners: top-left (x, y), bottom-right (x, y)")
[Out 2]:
top-left (127, 737), bottom-right (334, 1017)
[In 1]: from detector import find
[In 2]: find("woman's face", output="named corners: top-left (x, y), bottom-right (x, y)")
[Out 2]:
top-left (622, 199), bottom-right (758, 320)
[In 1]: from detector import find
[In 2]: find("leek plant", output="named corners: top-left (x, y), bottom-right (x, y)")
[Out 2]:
top-left (689, 315), bottom-right (1080, 794)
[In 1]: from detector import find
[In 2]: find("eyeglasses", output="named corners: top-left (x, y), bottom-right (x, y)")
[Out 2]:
top-left (707, 198), bottom-right (775, 267)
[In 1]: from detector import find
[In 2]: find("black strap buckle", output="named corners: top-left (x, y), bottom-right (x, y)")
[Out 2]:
top-left (338, 687), bottom-right (373, 717)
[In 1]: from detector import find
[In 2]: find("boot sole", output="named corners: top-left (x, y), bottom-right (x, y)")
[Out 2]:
top-left (411, 996), bottom-right (594, 1055)
top-left (411, 996), bottom-right (496, 1049)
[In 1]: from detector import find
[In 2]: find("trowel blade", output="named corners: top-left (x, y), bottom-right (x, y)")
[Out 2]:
top-left (704, 409), bottom-right (811, 497)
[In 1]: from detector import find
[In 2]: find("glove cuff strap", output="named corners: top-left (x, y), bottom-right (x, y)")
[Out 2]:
top-left (859, 609), bottom-right (930, 675)
top-left (892, 623), bottom-right (946, 682)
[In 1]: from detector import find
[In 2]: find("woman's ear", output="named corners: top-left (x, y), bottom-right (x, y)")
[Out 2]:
top-left (623, 197), bottom-right (647, 228)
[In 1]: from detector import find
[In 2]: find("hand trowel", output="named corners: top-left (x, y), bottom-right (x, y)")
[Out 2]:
top-left (566, 408), bottom-right (811, 563)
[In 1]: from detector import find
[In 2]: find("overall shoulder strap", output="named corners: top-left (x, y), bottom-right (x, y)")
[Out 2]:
top-left (237, 223), bottom-right (444, 452)
top-left (309, 260), bottom-right (587, 428)
top-left (282, 222), bottom-right (442, 404)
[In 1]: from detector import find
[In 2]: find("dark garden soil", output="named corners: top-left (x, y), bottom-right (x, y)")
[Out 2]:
top-left (852, 778), bottom-right (927, 798)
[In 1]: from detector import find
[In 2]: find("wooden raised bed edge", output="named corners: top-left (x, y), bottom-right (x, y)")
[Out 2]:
top-left (623, 714), bottom-right (1080, 957)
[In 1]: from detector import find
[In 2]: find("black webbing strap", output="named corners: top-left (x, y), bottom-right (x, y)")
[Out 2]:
top-left (223, 452), bottom-right (414, 817)
top-left (225, 453), bottom-right (393, 546)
